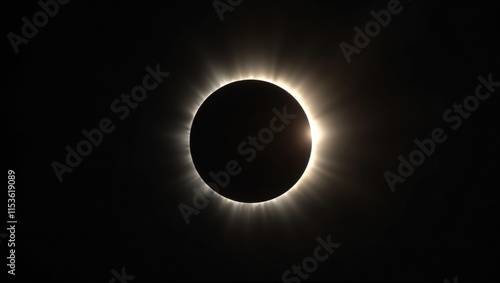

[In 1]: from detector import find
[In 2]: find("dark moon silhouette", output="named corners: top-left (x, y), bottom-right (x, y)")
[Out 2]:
top-left (189, 80), bottom-right (312, 203)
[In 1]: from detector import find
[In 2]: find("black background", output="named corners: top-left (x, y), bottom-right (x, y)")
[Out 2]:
top-left (3, 0), bottom-right (499, 282)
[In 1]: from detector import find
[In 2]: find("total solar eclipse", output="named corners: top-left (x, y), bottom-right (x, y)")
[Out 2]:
top-left (189, 80), bottom-right (312, 203)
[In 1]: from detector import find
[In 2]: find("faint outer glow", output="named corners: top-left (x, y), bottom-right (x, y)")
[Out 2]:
top-left (171, 54), bottom-right (341, 223)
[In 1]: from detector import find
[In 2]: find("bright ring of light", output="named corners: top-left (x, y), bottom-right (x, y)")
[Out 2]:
top-left (187, 76), bottom-right (321, 207)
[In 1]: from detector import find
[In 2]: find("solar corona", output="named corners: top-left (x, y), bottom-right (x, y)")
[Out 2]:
top-left (178, 61), bottom-right (334, 218)
top-left (189, 80), bottom-right (312, 203)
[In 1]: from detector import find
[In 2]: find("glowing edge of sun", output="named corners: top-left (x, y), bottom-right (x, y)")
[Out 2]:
top-left (183, 73), bottom-right (328, 216)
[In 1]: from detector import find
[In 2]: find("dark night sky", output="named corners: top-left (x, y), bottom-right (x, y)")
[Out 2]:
top-left (3, 1), bottom-right (500, 282)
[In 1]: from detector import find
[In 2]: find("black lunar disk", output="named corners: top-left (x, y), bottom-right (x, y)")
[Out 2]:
top-left (189, 80), bottom-right (312, 203)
